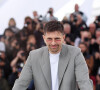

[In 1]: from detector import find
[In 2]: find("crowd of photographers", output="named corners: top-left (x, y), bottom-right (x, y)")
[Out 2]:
top-left (0, 4), bottom-right (100, 90)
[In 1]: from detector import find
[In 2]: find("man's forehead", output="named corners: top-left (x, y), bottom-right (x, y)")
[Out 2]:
top-left (44, 31), bottom-right (63, 35)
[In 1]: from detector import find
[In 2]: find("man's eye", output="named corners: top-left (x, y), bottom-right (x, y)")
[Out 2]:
top-left (55, 38), bottom-right (61, 41)
top-left (47, 38), bottom-right (52, 41)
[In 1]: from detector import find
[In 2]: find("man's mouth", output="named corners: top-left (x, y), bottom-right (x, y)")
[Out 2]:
top-left (50, 45), bottom-right (58, 48)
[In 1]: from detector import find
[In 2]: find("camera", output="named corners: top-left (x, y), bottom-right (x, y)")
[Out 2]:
top-left (97, 15), bottom-right (100, 22)
top-left (48, 10), bottom-right (52, 15)
top-left (84, 37), bottom-right (89, 42)
top-left (21, 52), bottom-right (25, 56)
top-left (38, 15), bottom-right (43, 22)
top-left (30, 43), bottom-right (34, 47)
top-left (73, 14), bottom-right (77, 22)
top-left (26, 21), bottom-right (31, 25)
top-left (29, 43), bottom-right (36, 51)
top-left (48, 11), bottom-right (52, 14)
top-left (30, 43), bottom-right (36, 48)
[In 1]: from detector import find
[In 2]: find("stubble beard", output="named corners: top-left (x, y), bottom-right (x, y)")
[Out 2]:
top-left (48, 45), bottom-right (61, 53)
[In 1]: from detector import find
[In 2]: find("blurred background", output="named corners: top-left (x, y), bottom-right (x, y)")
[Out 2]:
top-left (0, 0), bottom-right (100, 34)
top-left (0, 0), bottom-right (100, 90)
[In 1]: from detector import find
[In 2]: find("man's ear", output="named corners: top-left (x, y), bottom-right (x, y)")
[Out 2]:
top-left (42, 35), bottom-right (46, 43)
top-left (62, 34), bottom-right (65, 43)
top-left (63, 34), bottom-right (65, 40)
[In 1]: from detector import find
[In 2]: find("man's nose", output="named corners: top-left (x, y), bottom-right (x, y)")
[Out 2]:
top-left (51, 39), bottom-right (56, 45)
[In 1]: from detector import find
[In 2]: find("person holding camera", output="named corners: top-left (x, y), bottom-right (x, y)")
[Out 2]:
top-left (94, 15), bottom-right (100, 29)
top-left (9, 51), bottom-right (26, 90)
top-left (0, 41), bottom-right (11, 80)
top-left (89, 23), bottom-right (96, 38)
top-left (89, 29), bottom-right (100, 77)
top-left (33, 11), bottom-right (40, 23)
top-left (10, 50), bottom-right (26, 68)
top-left (25, 35), bottom-right (37, 57)
top-left (8, 18), bottom-right (20, 34)
top-left (3, 28), bottom-right (15, 49)
top-left (79, 42), bottom-right (95, 90)
top-left (73, 4), bottom-right (87, 22)
top-left (69, 14), bottom-right (88, 39)
top-left (21, 16), bottom-right (37, 37)
top-left (34, 22), bottom-right (46, 48)
top-left (63, 23), bottom-right (75, 45)
top-left (74, 31), bottom-right (91, 47)
top-left (44, 7), bottom-right (58, 22)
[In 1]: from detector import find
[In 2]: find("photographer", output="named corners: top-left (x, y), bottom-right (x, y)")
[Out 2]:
top-left (34, 22), bottom-right (45, 48)
top-left (89, 23), bottom-right (96, 38)
top-left (17, 30), bottom-right (27, 49)
top-left (79, 42), bottom-right (94, 72)
top-left (73, 4), bottom-right (87, 22)
top-left (8, 18), bottom-right (20, 34)
top-left (94, 15), bottom-right (100, 29)
top-left (89, 29), bottom-right (100, 76)
top-left (10, 50), bottom-right (26, 68)
top-left (74, 31), bottom-right (91, 47)
top-left (7, 37), bottom-right (20, 62)
top-left (44, 7), bottom-right (58, 22)
top-left (33, 11), bottom-right (40, 23)
top-left (3, 28), bottom-right (15, 48)
top-left (26, 35), bottom-right (37, 57)
top-left (63, 23), bottom-right (75, 45)
top-left (22, 16), bottom-right (37, 37)
top-left (0, 42), bottom-right (11, 80)
top-left (69, 14), bottom-right (88, 38)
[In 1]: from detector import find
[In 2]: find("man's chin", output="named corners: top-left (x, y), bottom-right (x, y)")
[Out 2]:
top-left (49, 48), bottom-right (59, 53)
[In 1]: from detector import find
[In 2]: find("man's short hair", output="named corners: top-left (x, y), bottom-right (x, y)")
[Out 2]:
top-left (44, 21), bottom-right (64, 34)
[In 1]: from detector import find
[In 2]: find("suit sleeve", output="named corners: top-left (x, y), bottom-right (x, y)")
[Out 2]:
top-left (12, 52), bottom-right (33, 90)
top-left (75, 49), bottom-right (93, 90)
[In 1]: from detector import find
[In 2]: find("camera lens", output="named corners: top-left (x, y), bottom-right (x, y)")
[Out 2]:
top-left (21, 52), bottom-right (25, 56)
top-left (26, 21), bottom-right (31, 25)
top-left (84, 37), bottom-right (89, 42)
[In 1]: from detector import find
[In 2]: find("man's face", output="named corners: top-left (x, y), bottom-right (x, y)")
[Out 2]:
top-left (79, 44), bottom-right (87, 53)
top-left (75, 4), bottom-right (79, 12)
top-left (43, 31), bottom-right (65, 54)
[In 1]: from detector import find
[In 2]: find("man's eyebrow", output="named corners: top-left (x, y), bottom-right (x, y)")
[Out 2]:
top-left (47, 37), bottom-right (52, 39)
top-left (55, 37), bottom-right (61, 39)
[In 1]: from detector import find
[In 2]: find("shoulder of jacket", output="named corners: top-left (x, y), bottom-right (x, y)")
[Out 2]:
top-left (63, 44), bottom-right (81, 54)
top-left (30, 46), bottom-right (47, 54)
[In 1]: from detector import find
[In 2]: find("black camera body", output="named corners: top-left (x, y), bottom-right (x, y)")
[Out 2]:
top-left (26, 21), bottom-right (31, 25)
top-left (97, 15), bottom-right (100, 22)
top-left (84, 37), bottom-right (89, 42)
top-left (21, 52), bottom-right (25, 56)
top-left (73, 14), bottom-right (77, 22)
top-left (48, 10), bottom-right (52, 15)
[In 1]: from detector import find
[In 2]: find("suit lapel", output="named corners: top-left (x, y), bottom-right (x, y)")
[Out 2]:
top-left (39, 47), bottom-right (52, 90)
top-left (58, 44), bottom-right (70, 88)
